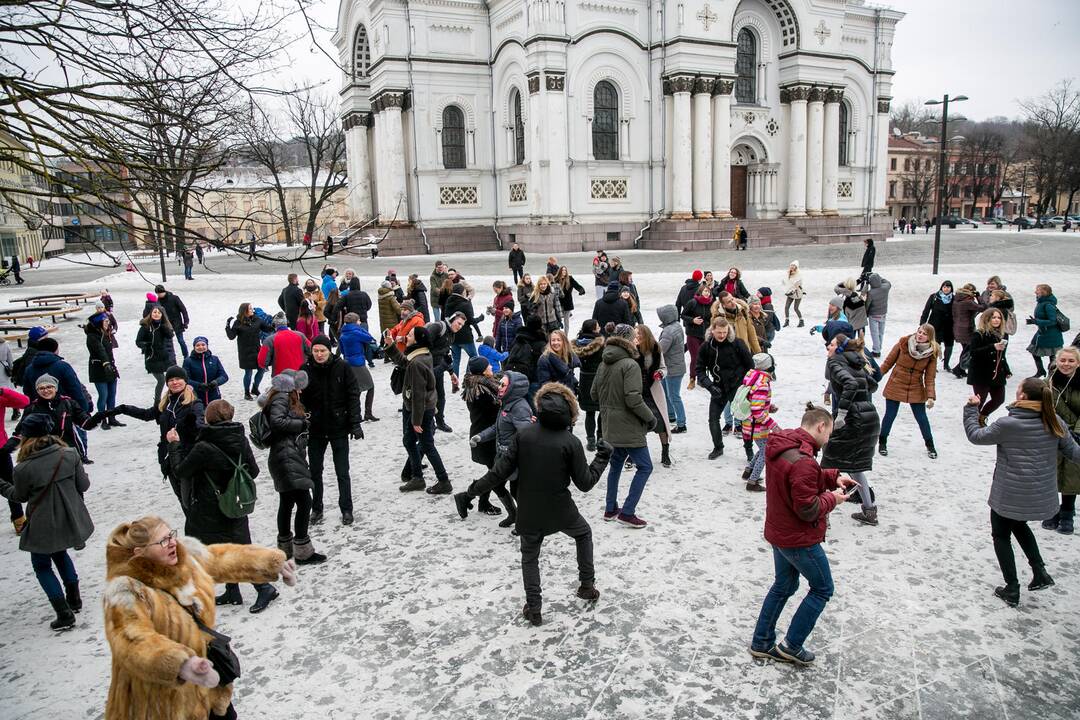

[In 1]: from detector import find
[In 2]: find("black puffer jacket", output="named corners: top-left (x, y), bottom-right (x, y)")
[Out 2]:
top-left (115, 391), bottom-right (205, 480)
top-left (695, 335), bottom-right (753, 400)
top-left (260, 390), bottom-right (311, 493)
top-left (300, 355), bottom-right (362, 438)
top-left (226, 316), bottom-right (272, 369)
top-left (681, 296), bottom-right (713, 340)
top-left (920, 293), bottom-right (955, 344)
top-left (444, 292), bottom-right (480, 344)
top-left (85, 323), bottom-right (117, 383)
top-left (504, 320), bottom-right (547, 381)
top-left (820, 351), bottom-right (880, 473)
top-left (592, 286), bottom-right (633, 331)
top-left (463, 374), bottom-right (500, 468)
top-left (967, 330), bottom-right (1010, 388)
top-left (338, 279), bottom-right (373, 325)
top-left (169, 422), bottom-right (259, 544)
top-left (573, 334), bottom-right (604, 412)
top-left (135, 320), bottom-right (176, 373)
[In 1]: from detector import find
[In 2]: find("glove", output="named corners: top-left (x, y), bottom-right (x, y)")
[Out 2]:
top-left (645, 416), bottom-right (657, 432)
top-left (577, 289), bottom-right (585, 296)
top-left (652, 371), bottom-right (663, 381)
top-left (178, 656), bottom-right (219, 688)
top-left (1, 436), bottom-right (18, 454)
top-left (226, 317), bottom-right (233, 327)
top-left (1025, 317), bottom-right (1036, 325)
top-left (207, 380), bottom-right (218, 389)
top-left (925, 398), bottom-right (935, 409)
top-left (280, 558), bottom-right (298, 586)
top-left (809, 327), bottom-right (818, 336)
top-left (84, 412), bottom-right (105, 430)
top-left (832, 415), bottom-right (846, 431)
top-left (350, 426), bottom-right (364, 440)
top-left (594, 439), bottom-right (614, 461)
top-left (469, 434), bottom-right (481, 448)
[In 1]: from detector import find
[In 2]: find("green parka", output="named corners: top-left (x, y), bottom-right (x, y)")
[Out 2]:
top-left (591, 336), bottom-right (654, 447)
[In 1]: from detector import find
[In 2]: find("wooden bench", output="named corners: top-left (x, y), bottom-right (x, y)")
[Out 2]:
top-left (10, 292), bottom-right (99, 307)
top-left (0, 306), bottom-right (81, 324)
top-left (0, 324), bottom-right (59, 348)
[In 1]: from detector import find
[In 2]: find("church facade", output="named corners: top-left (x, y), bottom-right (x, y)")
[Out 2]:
top-left (333, 0), bottom-right (903, 244)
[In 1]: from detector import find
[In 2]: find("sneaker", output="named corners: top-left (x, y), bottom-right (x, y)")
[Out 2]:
top-left (776, 641), bottom-right (815, 665)
top-left (603, 506), bottom-right (621, 522)
top-left (453, 492), bottom-right (472, 519)
top-left (477, 501), bottom-right (502, 516)
top-left (426, 480), bottom-right (453, 495)
top-left (624, 458), bottom-right (634, 470)
top-left (399, 478), bottom-right (426, 492)
top-left (994, 585), bottom-right (1020, 607)
top-left (708, 447), bottom-right (724, 460)
top-left (749, 645), bottom-right (791, 663)
top-left (576, 585), bottom-right (600, 601)
top-left (244, 392), bottom-right (253, 401)
top-left (741, 466), bottom-right (753, 481)
top-left (851, 507), bottom-right (879, 526)
top-left (745, 482), bottom-right (765, 492)
top-left (522, 604), bottom-right (542, 626)
top-left (617, 513), bottom-right (647, 529)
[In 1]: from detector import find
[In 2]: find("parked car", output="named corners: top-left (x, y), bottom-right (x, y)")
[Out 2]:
top-left (1010, 216), bottom-right (1036, 228)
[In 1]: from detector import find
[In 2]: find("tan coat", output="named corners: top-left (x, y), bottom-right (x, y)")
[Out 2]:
top-left (304, 289), bottom-right (327, 323)
top-left (880, 335), bottom-right (937, 404)
top-left (104, 535), bottom-right (286, 720)
top-left (712, 299), bottom-right (761, 354)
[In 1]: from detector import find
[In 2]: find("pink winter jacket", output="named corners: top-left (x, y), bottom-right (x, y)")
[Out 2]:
top-left (740, 368), bottom-right (777, 442)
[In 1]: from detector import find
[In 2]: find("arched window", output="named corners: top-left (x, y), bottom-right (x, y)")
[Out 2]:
top-left (735, 28), bottom-right (756, 104)
top-left (512, 89), bottom-right (525, 165)
top-left (592, 80), bottom-right (619, 160)
top-left (353, 25), bottom-right (371, 81)
top-left (838, 101), bottom-right (850, 166)
top-left (442, 106), bottom-right (466, 169)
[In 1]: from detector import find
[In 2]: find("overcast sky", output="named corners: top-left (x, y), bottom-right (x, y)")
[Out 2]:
top-left (286, 0), bottom-right (1079, 122)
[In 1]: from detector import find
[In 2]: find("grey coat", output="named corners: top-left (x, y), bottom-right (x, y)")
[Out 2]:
top-left (656, 305), bottom-right (687, 377)
top-left (864, 274), bottom-right (892, 317)
top-left (964, 403), bottom-right (1080, 521)
top-left (1, 443), bottom-right (92, 553)
top-left (477, 371), bottom-right (534, 454)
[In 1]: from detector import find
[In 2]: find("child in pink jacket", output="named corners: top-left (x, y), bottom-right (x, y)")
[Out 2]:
top-left (740, 354), bottom-right (778, 492)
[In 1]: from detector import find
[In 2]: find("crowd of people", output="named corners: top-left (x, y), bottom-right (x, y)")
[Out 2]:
top-left (0, 240), bottom-right (1077, 717)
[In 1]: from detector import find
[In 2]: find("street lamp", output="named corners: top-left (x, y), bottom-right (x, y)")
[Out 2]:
top-left (925, 94), bottom-right (967, 275)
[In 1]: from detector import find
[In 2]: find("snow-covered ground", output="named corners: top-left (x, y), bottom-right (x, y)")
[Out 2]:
top-left (1, 251), bottom-right (1078, 719)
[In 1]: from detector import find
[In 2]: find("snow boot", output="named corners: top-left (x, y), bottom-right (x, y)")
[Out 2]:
top-left (742, 466), bottom-right (753, 481)
top-left (309, 509), bottom-right (323, 525)
top-left (49, 597), bottom-right (76, 631)
top-left (216, 583), bottom-right (243, 606)
top-left (926, 442), bottom-right (938, 460)
top-left (522, 604), bottom-right (542, 626)
top-left (673, 424), bottom-right (687, 434)
top-left (249, 584), bottom-right (279, 614)
top-left (708, 446), bottom-right (724, 460)
top-left (878, 436), bottom-right (888, 457)
top-left (576, 584), bottom-right (600, 601)
top-left (453, 492), bottom-right (472, 519)
top-left (293, 536), bottom-right (327, 565)
top-left (994, 584), bottom-right (1020, 607)
top-left (797, 318), bottom-right (805, 328)
top-left (477, 496), bottom-right (501, 515)
top-left (426, 480), bottom-right (453, 495)
top-left (399, 477), bottom-right (426, 492)
top-left (745, 481), bottom-right (765, 492)
top-left (783, 318), bottom-right (790, 328)
top-left (244, 391), bottom-right (253, 401)
top-left (64, 581), bottom-right (82, 613)
top-left (276, 534), bottom-right (294, 560)
top-left (1058, 511), bottom-right (1074, 535)
top-left (743, 440), bottom-right (753, 463)
top-left (661, 444), bottom-right (671, 468)
top-left (496, 490), bottom-right (517, 528)
top-left (1042, 512), bottom-right (1060, 530)
top-left (851, 507), bottom-right (879, 526)
top-left (1028, 566), bottom-right (1055, 591)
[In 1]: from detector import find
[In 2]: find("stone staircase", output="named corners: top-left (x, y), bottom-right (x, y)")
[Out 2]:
top-left (641, 216), bottom-right (891, 251)
top-left (337, 224), bottom-right (501, 257)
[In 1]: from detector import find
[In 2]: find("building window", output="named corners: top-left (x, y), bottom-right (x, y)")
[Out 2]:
top-left (441, 106), bottom-right (466, 169)
top-left (353, 25), bottom-right (371, 81)
top-left (592, 81), bottom-right (619, 161)
top-left (890, 157), bottom-right (896, 171)
top-left (904, 158), bottom-right (911, 171)
top-left (889, 181), bottom-right (896, 199)
top-left (512, 89), bottom-right (525, 166)
top-left (735, 29), bottom-right (756, 104)
top-left (839, 101), bottom-right (850, 166)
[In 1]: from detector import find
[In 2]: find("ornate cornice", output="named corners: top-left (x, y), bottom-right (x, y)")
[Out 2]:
top-left (825, 87), bottom-right (845, 104)
top-left (662, 78), bottom-right (673, 96)
top-left (779, 87), bottom-right (791, 104)
top-left (785, 84), bottom-right (810, 102)
top-left (808, 86), bottom-right (825, 103)
top-left (692, 77), bottom-right (715, 95)
top-left (545, 72), bottom-right (565, 92)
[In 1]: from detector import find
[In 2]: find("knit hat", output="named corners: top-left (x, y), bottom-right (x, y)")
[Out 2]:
top-left (146, 292), bottom-right (158, 303)
top-left (271, 369), bottom-right (309, 393)
top-left (752, 353), bottom-right (775, 371)
top-left (467, 356), bottom-right (490, 375)
top-left (611, 323), bottom-right (635, 341)
top-left (400, 299), bottom-right (415, 311)
top-left (691, 269), bottom-right (704, 282)
top-left (828, 295), bottom-right (845, 309)
top-left (381, 280), bottom-right (392, 289)
top-left (36, 337), bottom-right (58, 353)
top-left (412, 324), bottom-right (430, 348)
top-left (19, 413), bottom-right (55, 438)
top-left (193, 336), bottom-right (209, 348)
top-left (607, 280), bottom-right (621, 293)
top-left (165, 365), bottom-right (188, 381)
top-left (272, 313), bottom-right (288, 328)
top-left (758, 286), bottom-right (772, 297)
top-left (88, 312), bottom-right (108, 326)
top-left (27, 326), bottom-right (48, 342)
top-left (311, 334), bottom-right (333, 351)
top-left (503, 299), bottom-right (515, 311)
top-left (95, 302), bottom-right (106, 313)
top-left (35, 373), bottom-right (59, 389)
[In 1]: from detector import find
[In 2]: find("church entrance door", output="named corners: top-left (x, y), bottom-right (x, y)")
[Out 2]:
top-left (730, 166), bottom-right (747, 218)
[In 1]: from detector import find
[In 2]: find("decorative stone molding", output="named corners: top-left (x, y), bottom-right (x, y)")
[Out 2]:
top-left (692, 77), bottom-right (715, 95)
top-left (590, 177), bottom-right (628, 200)
top-left (439, 185), bottom-right (479, 206)
top-left (342, 113), bottom-right (371, 130)
top-left (584, 67), bottom-right (637, 118)
top-left (837, 180), bottom-right (853, 199)
top-left (432, 95), bottom-right (478, 130)
top-left (742, 111), bottom-right (758, 126)
top-left (808, 86), bottom-right (825, 103)
top-left (779, 87), bottom-right (791, 104)
top-left (713, 78), bottom-right (735, 96)
top-left (825, 87), bottom-right (845, 104)
top-left (429, 23), bottom-right (472, 33)
top-left (545, 72), bottom-right (565, 92)
top-left (372, 91), bottom-right (407, 112)
top-left (877, 97), bottom-right (892, 113)
top-left (787, 85), bottom-right (810, 102)
top-left (765, 117), bottom-right (779, 136)
top-left (495, 10), bottom-right (523, 30)
top-left (814, 20), bottom-right (831, 46)
top-left (733, 0), bottom-right (800, 51)
top-left (502, 81), bottom-right (529, 127)
top-left (528, 73), bottom-right (540, 94)
top-left (508, 182), bottom-right (527, 204)
top-left (669, 75), bottom-right (695, 94)
top-left (732, 13), bottom-right (772, 61)
top-left (662, 78), bottom-right (673, 96)
top-left (578, 0), bottom-right (637, 15)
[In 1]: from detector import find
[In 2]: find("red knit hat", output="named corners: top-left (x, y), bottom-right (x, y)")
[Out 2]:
top-left (691, 269), bottom-right (704, 282)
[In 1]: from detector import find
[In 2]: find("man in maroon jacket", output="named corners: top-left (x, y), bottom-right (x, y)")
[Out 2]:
top-left (749, 404), bottom-right (856, 665)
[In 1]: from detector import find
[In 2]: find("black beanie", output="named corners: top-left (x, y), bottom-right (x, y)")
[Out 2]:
top-left (412, 325), bottom-right (430, 348)
top-left (311, 334), bottom-right (333, 351)
top-left (467, 356), bottom-right (489, 375)
top-left (165, 365), bottom-right (187, 381)
top-left (19, 412), bottom-right (55, 438)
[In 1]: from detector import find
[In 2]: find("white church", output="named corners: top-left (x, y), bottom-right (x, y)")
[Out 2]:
top-left (332, 0), bottom-right (902, 253)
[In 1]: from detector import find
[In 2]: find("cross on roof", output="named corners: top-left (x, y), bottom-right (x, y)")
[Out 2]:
top-left (697, 3), bottom-right (717, 31)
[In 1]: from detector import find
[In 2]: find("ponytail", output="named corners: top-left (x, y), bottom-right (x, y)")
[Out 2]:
top-left (1019, 377), bottom-right (1065, 437)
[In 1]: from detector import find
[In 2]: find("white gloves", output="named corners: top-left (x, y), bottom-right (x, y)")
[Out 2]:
top-left (179, 656), bottom-right (219, 688)
top-left (281, 558), bottom-right (298, 587)
top-left (469, 435), bottom-right (481, 448)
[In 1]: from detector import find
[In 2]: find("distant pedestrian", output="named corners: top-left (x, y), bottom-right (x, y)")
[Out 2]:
top-left (782, 261), bottom-right (805, 328)
top-left (1028, 283), bottom-right (1063, 378)
top-left (508, 243), bottom-right (526, 284)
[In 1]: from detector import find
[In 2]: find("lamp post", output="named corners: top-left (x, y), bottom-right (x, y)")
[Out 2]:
top-left (925, 94), bottom-right (967, 275)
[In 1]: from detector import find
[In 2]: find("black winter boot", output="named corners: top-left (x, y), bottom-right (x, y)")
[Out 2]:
top-left (216, 583), bottom-right (244, 606)
top-left (925, 442), bottom-right (937, 460)
top-left (495, 488), bottom-right (517, 528)
top-left (1059, 511), bottom-right (1075, 535)
top-left (994, 584), bottom-right (1020, 607)
top-left (276, 534), bottom-right (294, 560)
top-left (1042, 512), bottom-right (1060, 530)
top-left (454, 492), bottom-right (472, 519)
top-left (878, 436), bottom-right (888, 457)
top-left (49, 597), bottom-right (76, 631)
top-left (249, 583), bottom-right (279, 614)
top-left (522, 603), bottom-right (542, 626)
top-left (63, 581), bottom-right (82, 613)
top-left (661, 444), bottom-right (671, 468)
top-left (1028, 566), bottom-right (1055, 591)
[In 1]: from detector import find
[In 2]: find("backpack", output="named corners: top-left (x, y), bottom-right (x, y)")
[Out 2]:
top-left (10, 353), bottom-right (28, 386)
top-left (390, 365), bottom-right (406, 395)
top-left (730, 383), bottom-right (753, 422)
top-left (209, 455), bottom-right (257, 519)
top-left (1056, 308), bottom-right (1071, 333)
top-left (1003, 310), bottom-right (1018, 337)
top-left (248, 410), bottom-right (272, 449)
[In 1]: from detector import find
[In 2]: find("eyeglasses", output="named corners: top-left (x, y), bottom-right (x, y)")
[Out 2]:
top-left (146, 529), bottom-right (178, 549)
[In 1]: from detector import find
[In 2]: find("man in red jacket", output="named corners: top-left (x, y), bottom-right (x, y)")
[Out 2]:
top-left (258, 314), bottom-right (311, 377)
top-left (749, 404), bottom-right (856, 666)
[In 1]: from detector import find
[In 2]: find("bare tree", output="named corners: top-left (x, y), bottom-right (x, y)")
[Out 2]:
top-left (890, 99), bottom-right (941, 137)
top-left (897, 154), bottom-right (937, 219)
top-left (955, 129), bottom-right (1008, 218)
top-left (1020, 79), bottom-right (1080, 218)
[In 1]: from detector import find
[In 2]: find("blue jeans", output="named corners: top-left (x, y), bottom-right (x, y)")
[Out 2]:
top-left (31, 550), bottom-right (78, 601)
top-left (752, 544), bottom-right (834, 653)
top-left (175, 330), bottom-right (188, 359)
top-left (243, 368), bottom-right (267, 394)
top-left (868, 315), bottom-right (886, 354)
top-left (93, 380), bottom-right (117, 413)
top-left (724, 402), bottom-right (733, 426)
top-left (451, 341), bottom-right (478, 376)
top-left (662, 374), bottom-right (686, 426)
top-left (605, 446), bottom-right (653, 517)
top-left (184, 265), bottom-right (193, 279)
top-left (433, 306), bottom-right (442, 321)
top-left (879, 399), bottom-right (934, 445)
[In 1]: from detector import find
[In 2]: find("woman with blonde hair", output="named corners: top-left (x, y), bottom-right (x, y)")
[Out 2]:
top-left (103, 515), bottom-right (297, 719)
top-left (964, 377), bottom-right (1080, 606)
top-left (1044, 346), bottom-right (1080, 534)
top-left (530, 274), bottom-right (563, 333)
top-left (635, 324), bottom-right (672, 467)
top-left (782, 261), bottom-right (805, 327)
top-left (877, 323), bottom-right (940, 459)
top-left (537, 329), bottom-right (579, 389)
top-left (554, 266), bottom-right (586, 332)
top-left (967, 307), bottom-right (1011, 424)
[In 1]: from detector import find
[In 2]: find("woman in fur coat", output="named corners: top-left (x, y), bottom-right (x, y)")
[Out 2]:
top-left (104, 515), bottom-right (296, 720)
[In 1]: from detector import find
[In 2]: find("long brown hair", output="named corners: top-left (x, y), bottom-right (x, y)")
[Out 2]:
top-left (635, 324), bottom-right (658, 357)
top-left (544, 329), bottom-right (571, 363)
top-left (140, 307), bottom-right (174, 332)
top-left (976, 307), bottom-right (1004, 337)
top-left (265, 388), bottom-right (305, 417)
top-left (1019, 378), bottom-right (1065, 437)
top-left (17, 435), bottom-right (65, 463)
top-left (236, 302), bottom-right (254, 325)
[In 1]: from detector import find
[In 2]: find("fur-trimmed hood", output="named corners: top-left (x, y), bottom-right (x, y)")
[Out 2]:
top-left (572, 334), bottom-right (604, 358)
top-left (601, 335), bottom-right (639, 364)
top-left (535, 381), bottom-right (579, 428)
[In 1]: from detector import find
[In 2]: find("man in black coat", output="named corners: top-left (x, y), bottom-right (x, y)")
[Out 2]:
top-left (338, 276), bottom-right (373, 328)
top-left (154, 284), bottom-right (190, 357)
top-left (592, 281), bottom-right (633, 334)
top-left (428, 314), bottom-right (465, 432)
top-left (278, 273), bottom-right (306, 330)
top-left (508, 243), bottom-right (527, 284)
top-left (300, 335), bottom-right (363, 525)
top-left (454, 383), bottom-right (613, 626)
top-left (675, 269), bottom-right (704, 316)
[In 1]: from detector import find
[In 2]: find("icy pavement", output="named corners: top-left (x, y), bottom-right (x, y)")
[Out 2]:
top-left (1, 253), bottom-right (1078, 719)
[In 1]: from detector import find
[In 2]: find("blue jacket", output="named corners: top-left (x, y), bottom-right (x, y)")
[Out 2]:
top-left (183, 350), bottom-right (230, 405)
top-left (338, 323), bottom-right (375, 367)
top-left (321, 274), bottom-right (338, 300)
top-left (24, 351), bottom-right (89, 411)
top-left (478, 344), bottom-right (508, 373)
top-left (536, 351), bottom-right (579, 389)
top-left (495, 312), bottom-right (523, 353)
top-left (253, 307), bottom-right (275, 342)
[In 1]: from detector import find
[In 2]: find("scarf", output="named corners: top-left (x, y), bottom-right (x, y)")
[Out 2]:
top-left (723, 278), bottom-right (738, 294)
top-left (461, 373), bottom-right (501, 404)
top-left (938, 291), bottom-right (953, 304)
top-left (907, 335), bottom-right (934, 360)
top-left (694, 294), bottom-right (712, 305)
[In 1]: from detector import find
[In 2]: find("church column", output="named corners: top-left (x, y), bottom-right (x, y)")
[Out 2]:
top-left (527, 72), bottom-right (543, 218)
top-left (343, 113), bottom-right (373, 220)
top-left (544, 71), bottom-right (570, 219)
top-left (670, 75), bottom-right (694, 220)
top-left (821, 88), bottom-right (842, 216)
top-left (663, 81), bottom-right (673, 214)
top-left (784, 85), bottom-right (809, 217)
top-left (377, 93), bottom-right (409, 224)
top-left (692, 77), bottom-right (714, 218)
top-left (805, 86), bottom-right (824, 216)
top-left (711, 78), bottom-right (734, 218)
top-left (874, 97), bottom-right (891, 213)
top-left (372, 98), bottom-right (387, 219)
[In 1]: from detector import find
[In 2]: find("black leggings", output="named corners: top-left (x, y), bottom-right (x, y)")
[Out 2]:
top-left (277, 489), bottom-right (311, 540)
top-left (584, 410), bottom-right (603, 441)
top-left (990, 509), bottom-right (1044, 587)
top-left (1062, 494), bottom-right (1077, 514)
top-left (784, 296), bottom-right (802, 320)
top-left (942, 342), bottom-right (954, 368)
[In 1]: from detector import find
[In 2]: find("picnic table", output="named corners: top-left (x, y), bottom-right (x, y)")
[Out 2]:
top-left (9, 292), bottom-right (99, 308)
top-left (0, 324), bottom-right (59, 348)
top-left (0, 305), bottom-right (81, 324)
